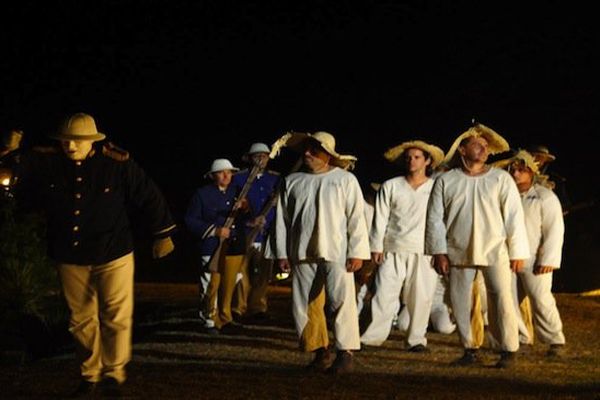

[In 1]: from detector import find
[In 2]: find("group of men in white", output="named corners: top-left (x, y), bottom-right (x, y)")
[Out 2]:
top-left (269, 123), bottom-right (566, 374)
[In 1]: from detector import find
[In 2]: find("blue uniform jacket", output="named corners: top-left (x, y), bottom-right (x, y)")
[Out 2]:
top-left (232, 169), bottom-right (280, 244)
top-left (184, 184), bottom-right (246, 256)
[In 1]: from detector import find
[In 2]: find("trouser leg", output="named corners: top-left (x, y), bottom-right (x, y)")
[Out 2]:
top-left (482, 264), bottom-right (519, 352)
top-left (405, 254), bottom-right (437, 347)
top-left (293, 262), bottom-right (329, 352)
top-left (360, 253), bottom-right (404, 346)
top-left (519, 270), bottom-right (565, 345)
top-left (247, 244), bottom-right (273, 314)
top-left (95, 253), bottom-right (134, 383)
top-left (325, 261), bottom-right (361, 351)
top-left (450, 267), bottom-right (479, 349)
top-left (58, 263), bottom-right (102, 383)
top-left (217, 255), bottom-right (247, 327)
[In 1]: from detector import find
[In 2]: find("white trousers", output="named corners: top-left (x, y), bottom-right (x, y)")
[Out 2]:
top-left (396, 274), bottom-right (456, 335)
top-left (361, 252), bottom-right (437, 347)
top-left (450, 264), bottom-right (519, 352)
top-left (514, 269), bottom-right (565, 345)
top-left (293, 261), bottom-right (360, 351)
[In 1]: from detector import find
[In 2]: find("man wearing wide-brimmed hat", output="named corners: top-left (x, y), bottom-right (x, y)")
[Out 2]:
top-left (360, 140), bottom-right (445, 352)
top-left (500, 150), bottom-right (567, 357)
top-left (425, 122), bottom-right (530, 369)
top-left (230, 142), bottom-right (281, 323)
top-left (14, 112), bottom-right (176, 397)
top-left (185, 158), bottom-right (250, 334)
top-left (273, 131), bottom-right (370, 374)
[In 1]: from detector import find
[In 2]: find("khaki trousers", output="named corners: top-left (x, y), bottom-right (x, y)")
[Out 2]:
top-left (58, 252), bottom-right (134, 384)
top-left (204, 254), bottom-right (247, 328)
top-left (233, 243), bottom-right (273, 316)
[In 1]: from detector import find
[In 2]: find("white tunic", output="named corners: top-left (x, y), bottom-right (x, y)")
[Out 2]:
top-left (370, 177), bottom-right (433, 254)
top-left (274, 167), bottom-right (370, 263)
top-left (425, 167), bottom-right (530, 265)
top-left (521, 184), bottom-right (564, 269)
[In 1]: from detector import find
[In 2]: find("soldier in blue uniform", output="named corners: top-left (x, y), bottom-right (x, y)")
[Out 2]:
top-left (14, 113), bottom-right (176, 397)
top-left (231, 143), bottom-right (280, 323)
top-left (185, 158), bottom-right (249, 333)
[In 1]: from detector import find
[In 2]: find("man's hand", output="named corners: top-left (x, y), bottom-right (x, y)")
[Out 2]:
top-left (371, 252), bottom-right (384, 265)
top-left (534, 265), bottom-right (555, 275)
top-left (433, 254), bottom-right (450, 276)
top-left (278, 258), bottom-right (291, 273)
top-left (215, 226), bottom-right (231, 239)
top-left (152, 237), bottom-right (174, 259)
top-left (346, 258), bottom-right (363, 273)
top-left (510, 259), bottom-right (525, 273)
top-left (247, 215), bottom-right (267, 228)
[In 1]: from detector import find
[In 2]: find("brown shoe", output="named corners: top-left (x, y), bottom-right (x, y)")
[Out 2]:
top-left (546, 344), bottom-right (565, 358)
top-left (327, 350), bottom-right (354, 375)
top-left (450, 349), bottom-right (479, 367)
top-left (306, 347), bottom-right (333, 372)
top-left (495, 351), bottom-right (517, 369)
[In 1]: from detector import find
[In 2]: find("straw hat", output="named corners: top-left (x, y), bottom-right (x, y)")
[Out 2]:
top-left (443, 123), bottom-right (509, 167)
top-left (492, 149), bottom-right (540, 175)
top-left (384, 140), bottom-right (445, 169)
top-left (286, 131), bottom-right (357, 170)
top-left (204, 158), bottom-right (239, 178)
top-left (527, 144), bottom-right (556, 163)
top-left (51, 113), bottom-right (106, 141)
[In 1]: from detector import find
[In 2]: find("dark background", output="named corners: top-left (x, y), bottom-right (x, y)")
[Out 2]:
top-left (2, 1), bottom-right (598, 291)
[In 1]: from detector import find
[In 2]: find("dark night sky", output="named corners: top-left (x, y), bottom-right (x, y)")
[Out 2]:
top-left (2, 2), bottom-right (599, 219)
top-left (2, 1), bottom-right (599, 289)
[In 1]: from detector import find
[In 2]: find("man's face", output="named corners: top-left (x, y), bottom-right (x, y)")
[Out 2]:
top-left (212, 169), bottom-right (233, 187)
top-left (459, 136), bottom-right (489, 163)
top-left (250, 152), bottom-right (269, 169)
top-left (510, 162), bottom-right (534, 189)
top-left (303, 141), bottom-right (331, 172)
top-left (404, 148), bottom-right (430, 174)
top-left (61, 140), bottom-right (94, 160)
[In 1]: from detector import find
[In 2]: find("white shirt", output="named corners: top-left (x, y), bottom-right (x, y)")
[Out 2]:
top-left (521, 184), bottom-right (564, 269)
top-left (274, 167), bottom-right (370, 264)
top-left (370, 176), bottom-right (433, 254)
top-left (425, 167), bottom-right (530, 266)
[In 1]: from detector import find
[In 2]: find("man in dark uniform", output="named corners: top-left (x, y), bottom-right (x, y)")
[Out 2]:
top-left (14, 113), bottom-right (176, 397)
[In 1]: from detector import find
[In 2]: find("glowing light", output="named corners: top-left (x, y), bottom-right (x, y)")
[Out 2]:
top-left (275, 272), bottom-right (290, 281)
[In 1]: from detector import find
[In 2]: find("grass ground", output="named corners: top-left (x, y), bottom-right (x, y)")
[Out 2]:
top-left (1, 283), bottom-right (599, 399)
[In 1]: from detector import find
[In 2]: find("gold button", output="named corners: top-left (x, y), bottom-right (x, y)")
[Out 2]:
top-left (75, 193), bottom-right (82, 199)
top-left (104, 187), bottom-right (110, 193)
top-left (74, 210), bottom-right (81, 216)
top-left (73, 226), bottom-right (79, 232)
top-left (76, 177), bottom-right (83, 182)
top-left (75, 161), bottom-right (82, 166)
top-left (73, 241), bottom-right (79, 247)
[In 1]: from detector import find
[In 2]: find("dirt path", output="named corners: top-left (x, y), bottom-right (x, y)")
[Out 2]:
top-left (1, 283), bottom-right (599, 399)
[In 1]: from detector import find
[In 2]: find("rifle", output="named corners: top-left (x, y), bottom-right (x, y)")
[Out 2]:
top-left (242, 131), bottom-right (309, 249)
top-left (245, 157), bottom-right (303, 248)
top-left (206, 162), bottom-right (262, 272)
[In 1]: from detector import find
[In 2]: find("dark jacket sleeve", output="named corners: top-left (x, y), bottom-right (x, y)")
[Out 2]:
top-left (123, 159), bottom-right (176, 238)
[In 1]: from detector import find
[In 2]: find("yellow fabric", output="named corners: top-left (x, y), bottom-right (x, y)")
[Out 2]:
top-left (152, 236), bottom-right (174, 259)
top-left (300, 288), bottom-right (330, 352)
top-left (58, 252), bottom-right (134, 384)
top-left (470, 280), bottom-right (485, 348)
top-left (519, 296), bottom-right (535, 344)
top-left (204, 255), bottom-right (248, 328)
